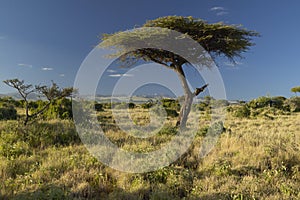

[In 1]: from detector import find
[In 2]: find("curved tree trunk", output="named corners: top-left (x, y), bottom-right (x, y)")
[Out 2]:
top-left (176, 91), bottom-right (193, 128)
top-left (175, 64), bottom-right (193, 128)
top-left (175, 64), bottom-right (208, 129)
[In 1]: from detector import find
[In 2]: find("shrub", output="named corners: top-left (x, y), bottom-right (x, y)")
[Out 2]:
top-left (36, 98), bottom-right (73, 120)
top-left (94, 103), bottom-right (104, 112)
top-left (158, 124), bottom-right (178, 136)
top-left (165, 109), bottom-right (179, 118)
top-left (0, 97), bottom-right (22, 108)
top-left (101, 102), bottom-right (112, 109)
top-left (0, 104), bottom-right (17, 120)
top-left (141, 102), bottom-right (154, 109)
top-left (196, 126), bottom-right (209, 137)
top-left (232, 105), bottom-right (251, 118)
top-left (161, 98), bottom-right (180, 111)
top-left (195, 102), bottom-right (209, 111)
top-left (247, 96), bottom-right (271, 109)
top-left (284, 97), bottom-right (300, 112)
top-left (128, 102), bottom-right (136, 109)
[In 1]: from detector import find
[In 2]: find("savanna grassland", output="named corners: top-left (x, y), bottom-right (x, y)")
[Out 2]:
top-left (0, 97), bottom-right (300, 200)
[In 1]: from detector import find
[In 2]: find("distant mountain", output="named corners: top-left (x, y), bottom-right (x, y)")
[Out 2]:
top-left (0, 92), bottom-right (43, 100)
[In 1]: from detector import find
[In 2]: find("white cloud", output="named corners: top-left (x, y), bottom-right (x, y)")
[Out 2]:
top-left (42, 67), bottom-right (53, 71)
top-left (59, 74), bottom-right (65, 77)
top-left (210, 6), bottom-right (225, 11)
top-left (224, 61), bottom-right (243, 68)
top-left (18, 63), bottom-right (32, 68)
top-left (210, 6), bottom-right (229, 16)
top-left (216, 11), bottom-right (229, 16)
top-left (108, 73), bottom-right (134, 77)
top-left (107, 69), bottom-right (117, 73)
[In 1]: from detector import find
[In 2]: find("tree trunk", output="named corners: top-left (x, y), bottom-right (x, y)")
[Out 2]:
top-left (175, 64), bottom-right (208, 129)
top-left (175, 64), bottom-right (193, 129)
top-left (24, 101), bottom-right (29, 126)
top-left (176, 92), bottom-right (193, 128)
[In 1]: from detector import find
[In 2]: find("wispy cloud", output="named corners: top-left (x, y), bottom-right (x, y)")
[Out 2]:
top-left (59, 74), bottom-right (65, 77)
top-left (210, 6), bottom-right (225, 11)
top-left (216, 11), bottom-right (229, 16)
top-left (224, 61), bottom-right (243, 68)
top-left (0, 36), bottom-right (5, 40)
top-left (108, 73), bottom-right (134, 77)
top-left (210, 6), bottom-right (229, 16)
top-left (18, 63), bottom-right (32, 68)
top-left (41, 67), bottom-right (53, 71)
top-left (107, 69), bottom-right (117, 73)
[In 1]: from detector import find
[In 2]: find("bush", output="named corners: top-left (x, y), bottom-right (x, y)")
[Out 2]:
top-left (247, 96), bottom-right (271, 109)
top-left (195, 102), bottom-right (209, 111)
top-left (232, 105), bottom-right (251, 118)
top-left (269, 96), bottom-right (287, 110)
top-left (141, 102), bottom-right (154, 109)
top-left (33, 98), bottom-right (73, 120)
top-left (166, 109), bottom-right (179, 118)
top-left (158, 124), bottom-right (178, 136)
top-left (128, 102), bottom-right (136, 109)
top-left (284, 97), bottom-right (300, 112)
top-left (101, 102), bottom-right (112, 109)
top-left (161, 98), bottom-right (180, 111)
top-left (94, 103), bottom-right (104, 112)
top-left (0, 104), bottom-right (17, 120)
top-left (0, 120), bottom-right (80, 151)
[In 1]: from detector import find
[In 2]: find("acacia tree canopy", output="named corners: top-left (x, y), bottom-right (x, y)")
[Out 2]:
top-left (291, 86), bottom-right (300, 94)
top-left (101, 16), bottom-right (258, 67)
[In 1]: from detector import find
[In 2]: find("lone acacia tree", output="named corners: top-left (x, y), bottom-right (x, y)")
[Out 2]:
top-left (100, 16), bottom-right (258, 128)
top-left (3, 79), bottom-right (75, 125)
top-left (291, 86), bottom-right (300, 96)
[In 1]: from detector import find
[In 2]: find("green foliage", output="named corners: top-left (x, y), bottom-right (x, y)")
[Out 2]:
top-left (101, 16), bottom-right (258, 66)
top-left (158, 124), bottom-right (178, 136)
top-left (94, 103), bottom-right (104, 112)
top-left (161, 98), bottom-right (180, 111)
top-left (101, 102), bottom-right (112, 109)
top-left (3, 79), bottom-right (75, 125)
top-left (0, 97), bottom-right (22, 108)
top-left (291, 86), bottom-right (300, 94)
top-left (165, 109), bottom-right (179, 118)
top-left (284, 97), bottom-right (300, 112)
top-left (196, 126), bottom-right (209, 136)
top-left (0, 120), bottom-right (80, 159)
top-left (232, 105), bottom-right (251, 118)
top-left (247, 96), bottom-right (272, 109)
top-left (194, 102), bottom-right (209, 111)
top-left (248, 96), bottom-right (288, 111)
top-left (0, 103), bottom-right (17, 120)
top-left (140, 101), bottom-right (154, 109)
top-left (128, 102), bottom-right (136, 109)
top-left (32, 98), bottom-right (73, 120)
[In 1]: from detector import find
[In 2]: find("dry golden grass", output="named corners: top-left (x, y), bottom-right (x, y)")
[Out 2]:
top-left (0, 108), bottom-right (300, 199)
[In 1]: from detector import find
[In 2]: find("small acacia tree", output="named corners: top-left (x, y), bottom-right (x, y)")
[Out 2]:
top-left (100, 16), bottom-right (258, 128)
top-left (291, 86), bottom-right (300, 96)
top-left (3, 78), bottom-right (75, 125)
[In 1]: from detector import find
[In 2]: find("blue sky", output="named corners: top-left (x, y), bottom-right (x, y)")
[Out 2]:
top-left (0, 0), bottom-right (300, 100)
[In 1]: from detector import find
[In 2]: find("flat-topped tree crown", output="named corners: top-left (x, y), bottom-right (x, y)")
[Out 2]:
top-left (101, 16), bottom-right (258, 68)
top-left (144, 16), bottom-right (258, 63)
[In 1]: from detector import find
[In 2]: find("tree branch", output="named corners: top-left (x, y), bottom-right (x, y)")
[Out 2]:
top-left (193, 84), bottom-right (209, 97)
